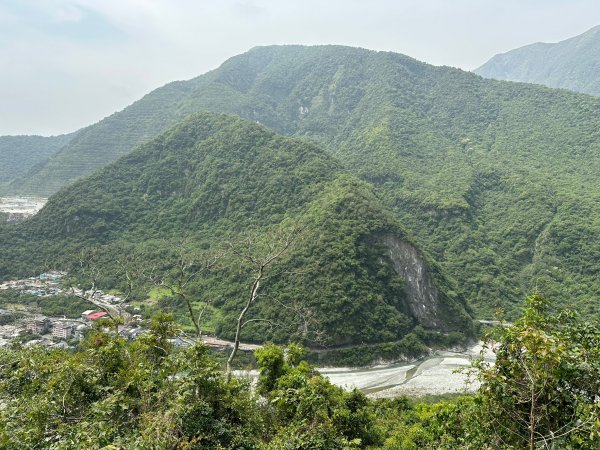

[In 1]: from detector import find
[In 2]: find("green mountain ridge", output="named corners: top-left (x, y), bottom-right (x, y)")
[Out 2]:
top-left (3, 44), bottom-right (599, 320)
top-left (0, 133), bottom-right (75, 191)
top-left (475, 25), bottom-right (600, 96)
top-left (0, 112), bottom-right (473, 351)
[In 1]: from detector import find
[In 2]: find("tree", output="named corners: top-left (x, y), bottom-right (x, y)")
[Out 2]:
top-left (255, 343), bottom-right (382, 449)
top-left (473, 294), bottom-right (600, 449)
top-left (0, 313), bottom-right (263, 449)
top-left (150, 239), bottom-right (223, 339)
top-left (226, 226), bottom-right (300, 374)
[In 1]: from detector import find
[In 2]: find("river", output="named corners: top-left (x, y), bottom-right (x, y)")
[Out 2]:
top-left (319, 342), bottom-right (494, 398)
top-left (236, 342), bottom-right (494, 398)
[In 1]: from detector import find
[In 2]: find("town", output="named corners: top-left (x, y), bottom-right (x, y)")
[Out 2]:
top-left (0, 270), bottom-right (144, 349)
top-left (0, 196), bottom-right (47, 223)
top-left (0, 270), bottom-right (259, 352)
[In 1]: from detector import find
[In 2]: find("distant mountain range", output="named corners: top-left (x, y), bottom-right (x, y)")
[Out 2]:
top-left (0, 133), bottom-right (75, 192)
top-left (1, 45), bottom-right (599, 341)
top-left (475, 25), bottom-right (600, 96)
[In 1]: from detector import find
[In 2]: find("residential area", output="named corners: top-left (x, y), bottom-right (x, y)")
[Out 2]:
top-left (0, 270), bottom-right (145, 348)
top-left (0, 196), bottom-right (47, 223)
top-left (0, 270), bottom-right (255, 352)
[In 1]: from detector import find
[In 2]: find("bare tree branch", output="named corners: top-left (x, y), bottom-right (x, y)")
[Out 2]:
top-left (226, 225), bottom-right (302, 375)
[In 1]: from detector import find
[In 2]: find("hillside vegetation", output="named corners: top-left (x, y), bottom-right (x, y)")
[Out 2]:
top-left (0, 113), bottom-right (473, 354)
top-left (475, 25), bottom-right (600, 96)
top-left (3, 45), bottom-right (599, 320)
top-left (1, 296), bottom-right (598, 448)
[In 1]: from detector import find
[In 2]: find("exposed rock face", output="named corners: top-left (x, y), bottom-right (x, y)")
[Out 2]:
top-left (381, 234), bottom-right (445, 329)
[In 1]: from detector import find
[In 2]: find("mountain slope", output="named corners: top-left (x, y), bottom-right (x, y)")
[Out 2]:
top-left (0, 133), bottom-right (75, 191)
top-left (475, 25), bottom-right (600, 96)
top-left (0, 113), bottom-right (473, 351)
top-left (5, 45), bottom-right (600, 319)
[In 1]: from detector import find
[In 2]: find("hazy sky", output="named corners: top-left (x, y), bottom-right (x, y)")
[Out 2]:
top-left (2, 0), bottom-right (599, 136)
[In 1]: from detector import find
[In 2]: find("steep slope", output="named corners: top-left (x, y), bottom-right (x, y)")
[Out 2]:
top-left (475, 25), bottom-right (600, 96)
top-left (0, 113), bottom-right (473, 352)
top-left (5, 84), bottom-right (188, 196)
top-left (0, 133), bottom-right (75, 191)
top-left (6, 45), bottom-right (600, 319)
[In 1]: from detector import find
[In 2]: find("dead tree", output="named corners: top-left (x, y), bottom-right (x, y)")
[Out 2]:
top-left (226, 226), bottom-right (301, 375)
top-left (150, 239), bottom-right (223, 339)
top-left (68, 247), bottom-right (137, 337)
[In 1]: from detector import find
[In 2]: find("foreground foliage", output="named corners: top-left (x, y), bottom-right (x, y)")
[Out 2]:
top-left (0, 296), bottom-right (598, 449)
top-left (474, 294), bottom-right (600, 449)
top-left (0, 316), bottom-right (380, 449)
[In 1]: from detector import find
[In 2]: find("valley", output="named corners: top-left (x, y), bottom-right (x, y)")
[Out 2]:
top-left (2, 45), bottom-right (598, 325)
top-left (0, 196), bottom-right (46, 222)
top-left (0, 21), bottom-right (599, 446)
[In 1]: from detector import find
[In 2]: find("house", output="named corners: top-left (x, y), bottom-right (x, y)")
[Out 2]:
top-left (39, 271), bottom-right (66, 282)
top-left (52, 321), bottom-right (74, 340)
top-left (26, 317), bottom-right (49, 335)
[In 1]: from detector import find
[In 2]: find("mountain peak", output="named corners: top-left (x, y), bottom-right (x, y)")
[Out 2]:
top-left (475, 24), bottom-right (600, 95)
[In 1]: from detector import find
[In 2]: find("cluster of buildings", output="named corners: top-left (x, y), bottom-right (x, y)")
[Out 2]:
top-left (0, 271), bottom-right (67, 297)
top-left (0, 271), bottom-right (125, 307)
top-left (0, 315), bottom-right (85, 349)
top-left (0, 196), bottom-right (47, 223)
top-left (0, 271), bottom-right (146, 349)
top-left (0, 309), bottom-right (146, 349)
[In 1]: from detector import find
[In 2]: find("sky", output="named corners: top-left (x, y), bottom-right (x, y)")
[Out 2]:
top-left (1, 0), bottom-right (599, 136)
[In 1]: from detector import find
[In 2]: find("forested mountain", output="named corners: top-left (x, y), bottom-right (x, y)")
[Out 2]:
top-left (4, 44), bottom-right (600, 320)
top-left (0, 133), bottom-right (75, 192)
top-left (475, 25), bottom-right (600, 96)
top-left (0, 113), bottom-right (473, 353)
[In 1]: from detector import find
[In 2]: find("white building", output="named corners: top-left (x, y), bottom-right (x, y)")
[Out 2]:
top-left (26, 317), bottom-right (48, 335)
top-left (52, 321), bottom-right (73, 340)
top-left (81, 310), bottom-right (96, 320)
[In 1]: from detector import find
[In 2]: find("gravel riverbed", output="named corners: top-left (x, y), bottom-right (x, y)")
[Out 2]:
top-left (319, 342), bottom-right (494, 398)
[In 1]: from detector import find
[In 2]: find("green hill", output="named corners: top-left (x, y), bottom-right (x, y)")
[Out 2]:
top-left (0, 133), bottom-right (75, 192)
top-left (0, 113), bottom-right (473, 353)
top-left (5, 45), bottom-right (600, 319)
top-left (475, 25), bottom-right (600, 96)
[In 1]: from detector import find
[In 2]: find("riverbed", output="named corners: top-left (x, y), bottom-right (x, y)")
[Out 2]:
top-left (236, 342), bottom-right (494, 398)
top-left (0, 196), bottom-right (47, 222)
top-left (319, 342), bottom-right (494, 398)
